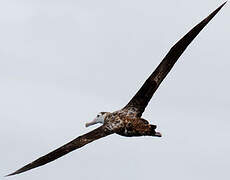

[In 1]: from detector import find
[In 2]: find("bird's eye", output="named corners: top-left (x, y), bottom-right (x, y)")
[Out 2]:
top-left (97, 115), bottom-right (100, 118)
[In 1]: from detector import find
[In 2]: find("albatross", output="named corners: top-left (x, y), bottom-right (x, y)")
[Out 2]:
top-left (7, 2), bottom-right (227, 176)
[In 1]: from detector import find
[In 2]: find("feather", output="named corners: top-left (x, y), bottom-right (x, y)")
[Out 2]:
top-left (6, 126), bottom-right (112, 176)
top-left (124, 2), bottom-right (226, 117)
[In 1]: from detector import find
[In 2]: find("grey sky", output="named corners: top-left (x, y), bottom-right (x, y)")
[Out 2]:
top-left (1, 0), bottom-right (229, 179)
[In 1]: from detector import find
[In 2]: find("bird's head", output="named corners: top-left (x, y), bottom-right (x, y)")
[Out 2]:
top-left (85, 112), bottom-right (109, 127)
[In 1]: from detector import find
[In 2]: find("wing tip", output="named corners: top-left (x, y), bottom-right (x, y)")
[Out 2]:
top-left (5, 166), bottom-right (30, 177)
top-left (214, 1), bottom-right (227, 14)
top-left (5, 169), bottom-right (23, 177)
top-left (5, 172), bottom-right (17, 177)
top-left (204, 1), bottom-right (227, 22)
top-left (218, 1), bottom-right (227, 10)
top-left (223, 1), bottom-right (228, 6)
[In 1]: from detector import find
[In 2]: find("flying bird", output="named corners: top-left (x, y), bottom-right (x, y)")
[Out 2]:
top-left (7, 2), bottom-right (226, 176)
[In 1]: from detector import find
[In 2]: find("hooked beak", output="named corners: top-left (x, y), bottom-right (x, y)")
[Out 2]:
top-left (85, 119), bottom-right (97, 127)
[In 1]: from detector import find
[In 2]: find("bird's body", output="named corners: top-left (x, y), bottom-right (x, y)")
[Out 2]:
top-left (102, 109), bottom-right (160, 137)
top-left (7, 2), bottom-right (227, 176)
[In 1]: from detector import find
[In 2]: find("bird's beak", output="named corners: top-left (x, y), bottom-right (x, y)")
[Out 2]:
top-left (85, 119), bottom-right (97, 127)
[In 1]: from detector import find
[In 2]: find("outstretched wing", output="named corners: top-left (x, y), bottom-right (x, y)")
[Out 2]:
top-left (123, 2), bottom-right (226, 117)
top-left (7, 126), bottom-right (113, 176)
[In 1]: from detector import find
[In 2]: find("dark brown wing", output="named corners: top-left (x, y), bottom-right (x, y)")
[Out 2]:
top-left (123, 2), bottom-right (226, 117)
top-left (6, 126), bottom-right (112, 176)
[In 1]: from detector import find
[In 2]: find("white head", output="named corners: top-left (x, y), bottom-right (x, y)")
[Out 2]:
top-left (85, 112), bottom-right (108, 127)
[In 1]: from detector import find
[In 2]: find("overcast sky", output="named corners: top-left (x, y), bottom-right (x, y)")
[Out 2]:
top-left (1, 0), bottom-right (229, 179)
